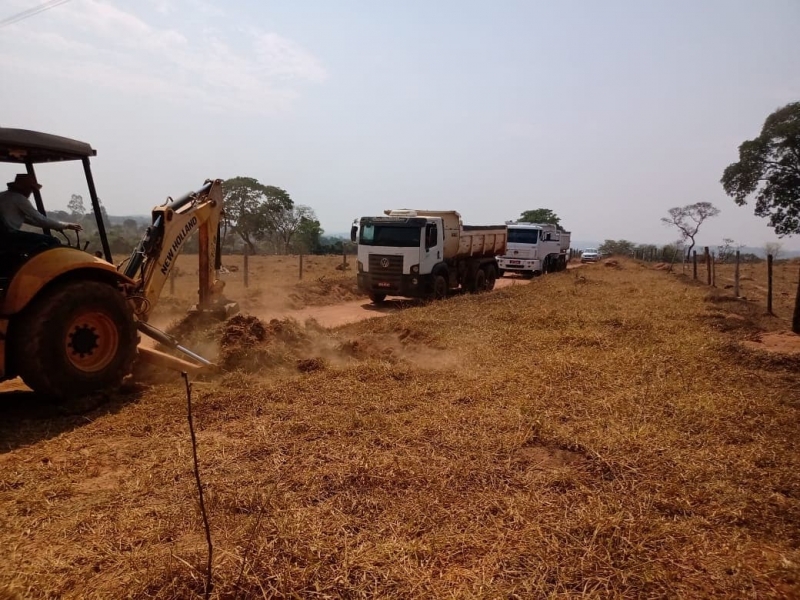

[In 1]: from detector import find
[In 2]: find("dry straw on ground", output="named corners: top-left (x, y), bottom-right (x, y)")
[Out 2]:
top-left (0, 260), bottom-right (798, 598)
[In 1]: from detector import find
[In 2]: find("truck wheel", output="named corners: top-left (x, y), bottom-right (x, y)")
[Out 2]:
top-left (432, 274), bottom-right (448, 300)
top-left (12, 280), bottom-right (138, 399)
top-left (485, 265), bottom-right (497, 290)
top-left (473, 269), bottom-right (486, 293)
top-left (558, 256), bottom-right (567, 271)
top-left (369, 292), bottom-right (387, 304)
top-left (523, 271), bottom-right (535, 279)
top-left (497, 268), bottom-right (505, 278)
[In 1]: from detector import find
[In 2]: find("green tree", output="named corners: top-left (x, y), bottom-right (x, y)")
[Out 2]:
top-left (660, 202), bottom-right (720, 260)
top-left (295, 211), bottom-right (323, 253)
top-left (519, 208), bottom-right (563, 230)
top-left (269, 204), bottom-right (317, 253)
top-left (222, 177), bottom-right (293, 254)
top-left (721, 102), bottom-right (800, 236)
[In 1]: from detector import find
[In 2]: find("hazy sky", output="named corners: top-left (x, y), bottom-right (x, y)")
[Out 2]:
top-left (1, 0), bottom-right (799, 249)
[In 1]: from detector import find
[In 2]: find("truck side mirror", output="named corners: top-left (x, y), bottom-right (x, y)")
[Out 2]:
top-left (350, 224), bottom-right (357, 243)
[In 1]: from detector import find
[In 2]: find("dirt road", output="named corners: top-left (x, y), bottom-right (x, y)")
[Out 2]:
top-left (269, 273), bottom-right (535, 328)
top-left (266, 265), bottom-right (584, 328)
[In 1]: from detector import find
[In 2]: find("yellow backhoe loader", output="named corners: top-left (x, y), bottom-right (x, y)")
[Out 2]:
top-left (0, 128), bottom-right (237, 399)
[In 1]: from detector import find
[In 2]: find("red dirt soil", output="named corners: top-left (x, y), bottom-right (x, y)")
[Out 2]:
top-left (743, 331), bottom-right (800, 355)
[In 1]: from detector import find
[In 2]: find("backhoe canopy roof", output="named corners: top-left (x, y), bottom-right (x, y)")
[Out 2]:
top-left (0, 128), bottom-right (96, 164)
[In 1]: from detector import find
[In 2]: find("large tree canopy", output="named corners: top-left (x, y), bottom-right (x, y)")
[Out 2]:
top-left (222, 177), bottom-right (293, 253)
top-left (721, 102), bottom-right (800, 236)
top-left (518, 208), bottom-right (563, 230)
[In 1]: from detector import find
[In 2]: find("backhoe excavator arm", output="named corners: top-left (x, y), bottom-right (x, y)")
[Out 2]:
top-left (123, 179), bottom-right (229, 319)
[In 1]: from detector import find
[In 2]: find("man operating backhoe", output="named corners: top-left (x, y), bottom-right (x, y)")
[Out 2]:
top-left (0, 173), bottom-right (82, 251)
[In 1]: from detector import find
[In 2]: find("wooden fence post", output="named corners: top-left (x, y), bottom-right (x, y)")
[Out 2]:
top-left (711, 253), bottom-right (716, 287)
top-left (693, 250), bottom-right (697, 280)
top-left (792, 264), bottom-right (800, 334)
top-left (299, 253), bottom-right (304, 280)
top-left (705, 247), bottom-right (711, 285)
top-left (243, 246), bottom-right (249, 288)
top-left (767, 254), bottom-right (774, 315)
top-left (734, 250), bottom-right (740, 297)
top-left (668, 246), bottom-right (679, 272)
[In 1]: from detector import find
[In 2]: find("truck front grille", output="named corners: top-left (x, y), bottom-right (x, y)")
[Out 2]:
top-left (368, 255), bottom-right (403, 288)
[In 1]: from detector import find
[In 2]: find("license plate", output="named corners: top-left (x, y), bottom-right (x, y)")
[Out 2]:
top-left (509, 260), bottom-right (521, 265)
top-left (378, 282), bottom-right (390, 288)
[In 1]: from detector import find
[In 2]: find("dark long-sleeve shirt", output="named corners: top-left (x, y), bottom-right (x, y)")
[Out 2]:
top-left (0, 189), bottom-right (69, 232)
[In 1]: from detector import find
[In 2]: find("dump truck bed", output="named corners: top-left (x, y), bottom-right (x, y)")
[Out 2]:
top-left (395, 210), bottom-right (506, 260)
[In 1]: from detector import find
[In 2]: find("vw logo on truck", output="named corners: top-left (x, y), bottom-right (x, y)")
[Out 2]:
top-left (380, 258), bottom-right (390, 268)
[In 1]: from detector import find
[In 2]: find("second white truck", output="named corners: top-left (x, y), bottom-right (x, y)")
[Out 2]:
top-left (497, 221), bottom-right (571, 278)
top-left (351, 210), bottom-right (507, 303)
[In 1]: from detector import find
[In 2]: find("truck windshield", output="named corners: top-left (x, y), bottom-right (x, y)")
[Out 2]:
top-left (508, 229), bottom-right (539, 244)
top-left (360, 224), bottom-right (421, 247)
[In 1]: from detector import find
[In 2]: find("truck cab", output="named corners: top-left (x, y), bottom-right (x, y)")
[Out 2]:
top-left (498, 222), bottom-right (570, 278)
top-left (352, 210), bottom-right (444, 302)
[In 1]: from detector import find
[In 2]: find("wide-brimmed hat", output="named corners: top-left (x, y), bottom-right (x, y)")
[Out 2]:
top-left (7, 173), bottom-right (42, 191)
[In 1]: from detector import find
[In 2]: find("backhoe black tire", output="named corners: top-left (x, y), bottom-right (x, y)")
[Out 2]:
top-left (485, 265), bottom-right (497, 290)
top-left (473, 269), bottom-right (487, 293)
top-left (13, 280), bottom-right (138, 400)
top-left (432, 274), bottom-right (448, 300)
top-left (369, 292), bottom-right (387, 304)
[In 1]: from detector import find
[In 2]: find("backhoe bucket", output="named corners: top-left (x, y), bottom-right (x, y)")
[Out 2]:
top-left (188, 300), bottom-right (240, 320)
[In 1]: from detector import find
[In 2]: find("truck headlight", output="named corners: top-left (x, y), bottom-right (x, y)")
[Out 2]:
top-left (410, 264), bottom-right (419, 274)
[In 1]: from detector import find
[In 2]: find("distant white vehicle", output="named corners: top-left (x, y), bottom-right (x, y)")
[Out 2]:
top-left (581, 248), bottom-right (600, 263)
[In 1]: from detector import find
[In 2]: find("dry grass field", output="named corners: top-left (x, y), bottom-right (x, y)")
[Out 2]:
top-left (0, 260), bottom-right (798, 598)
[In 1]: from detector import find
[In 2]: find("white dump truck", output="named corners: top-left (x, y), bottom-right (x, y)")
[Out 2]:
top-left (351, 210), bottom-right (507, 303)
top-left (497, 221), bottom-right (571, 278)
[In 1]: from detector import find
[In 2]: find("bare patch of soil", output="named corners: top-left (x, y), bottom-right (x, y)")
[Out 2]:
top-left (744, 331), bottom-right (800, 355)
